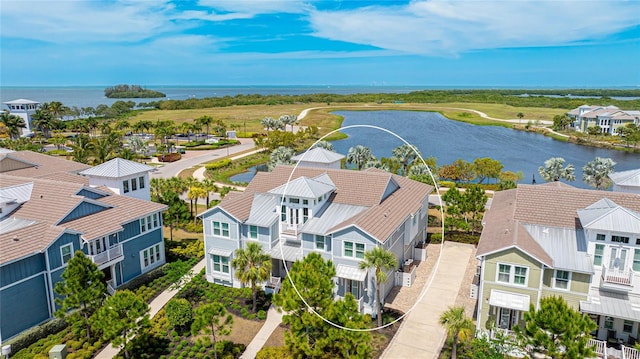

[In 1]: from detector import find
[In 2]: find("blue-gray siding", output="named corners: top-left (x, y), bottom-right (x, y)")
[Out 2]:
top-left (0, 254), bottom-right (46, 286)
top-left (47, 233), bottom-right (80, 270)
top-left (119, 229), bottom-right (164, 284)
top-left (59, 201), bottom-right (108, 224)
top-left (0, 274), bottom-right (50, 340)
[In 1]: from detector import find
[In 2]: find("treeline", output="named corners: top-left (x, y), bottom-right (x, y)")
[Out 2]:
top-left (140, 89), bottom-right (640, 111)
top-left (104, 84), bottom-right (166, 98)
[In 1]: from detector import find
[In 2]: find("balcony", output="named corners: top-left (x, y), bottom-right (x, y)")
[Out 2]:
top-left (279, 222), bottom-right (301, 241)
top-left (89, 244), bottom-right (124, 269)
top-left (265, 276), bottom-right (281, 295)
top-left (601, 265), bottom-right (634, 292)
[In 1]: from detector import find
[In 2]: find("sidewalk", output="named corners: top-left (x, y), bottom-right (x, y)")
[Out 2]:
top-left (240, 305), bottom-right (283, 359)
top-left (381, 242), bottom-right (474, 359)
top-left (94, 258), bottom-right (206, 359)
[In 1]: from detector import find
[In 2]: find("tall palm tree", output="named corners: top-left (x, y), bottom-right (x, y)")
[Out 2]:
top-left (31, 109), bottom-right (60, 138)
top-left (150, 178), bottom-right (166, 202)
top-left (392, 144), bottom-right (421, 176)
top-left (538, 157), bottom-right (576, 182)
top-left (583, 157), bottom-right (616, 190)
top-left (359, 247), bottom-right (397, 327)
top-left (347, 145), bottom-right (376, 171)
top-left (187, 185), bottom-right (207, 225)
top-left (439, 306), bottom-right (474, 359)
top-left (91, 133), bottom-right (119, 164)
top-left (201, 178), bottom-right (219, 208)
top-left (195, 115), bottom-right (213, 136)
top-left (0, 111), bottom-right (26, 139)
top-left (46, 101), bottom-right (69, 120)
top-left (231, 242), bottom-right (272, 312)
top-left (261, 117), bottom-right (276, 132)
top-left (71, 134), bottom-right (94, 164)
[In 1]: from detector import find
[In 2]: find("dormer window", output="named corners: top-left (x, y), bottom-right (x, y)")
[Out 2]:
top-left (612, 235), bottom-right (630, 244)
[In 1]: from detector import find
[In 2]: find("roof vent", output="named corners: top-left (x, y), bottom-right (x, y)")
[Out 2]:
top-left (12, 236), bottom-right (19, 242)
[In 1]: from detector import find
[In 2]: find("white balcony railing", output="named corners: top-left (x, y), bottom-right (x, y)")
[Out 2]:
top-left (280, 222), bottom-right (301, 237)
top-left (266, 276), bottom-right (281, 293)
top-left (588, 338), bottom-right (606, 357)
top-left (623, 345), bottom-right (640, 359)
top-left (602, 265), bottom-right (634, 287)
top-left (89, 244), bottom-right (124, 267)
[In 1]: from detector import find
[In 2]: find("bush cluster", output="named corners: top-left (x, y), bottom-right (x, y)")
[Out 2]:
top-left (204, 159), bottom-right (232, 171)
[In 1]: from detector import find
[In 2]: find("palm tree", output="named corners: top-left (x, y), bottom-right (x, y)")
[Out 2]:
top-left (0, 110), bottom-right (26, 139)
top-left (150, 178), bottom-right (166, 202)
top-left (392, 144), bottom-right (421, 176)
top-left (268, 146), bottom-right (294, 170)
top-left (187, 185), bottom-right (207, 225)
top-left (195, 115), bottom-right (214, 136)
top-left (231, 242), bottom-right (272, 312)
top-left (46, 101), bottom-right (69, 120)
top-left (538, 157), bottom-right (576, 182)
top-left (71, 134), bottom-right (94, 164)
top-left (310, 140), bottom-right (335, 151)
top-left (347, 145), bottom-right (376, 171)
top-left (183, 176), bottom-right (200, 216)
top-left (439, 306), bottom-right (474, 359)
top-left (583, 157), bottom-right (616, 190)
top-left (91, 133), bottom-right (119, 164)
top-left (201, 178), bottom-right (219, 208)
top-left (31, 109), bottom-right (60, 138)
top-left (261, 117), bottom-right (277, 132)
top-left (359, 247), bottom-right (397, 327)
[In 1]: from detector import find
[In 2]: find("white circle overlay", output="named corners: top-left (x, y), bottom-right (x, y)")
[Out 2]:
top-left (278, 124), bottom-right (446, 332)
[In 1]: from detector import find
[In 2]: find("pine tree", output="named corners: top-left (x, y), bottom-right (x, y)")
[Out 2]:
top-left (191, 302), bottom-right (233, 359)
top-left (54, 250), bottom-right (106, 341)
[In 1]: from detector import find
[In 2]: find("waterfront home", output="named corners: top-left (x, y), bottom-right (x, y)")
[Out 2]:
top-left (567, 105), bottom-right (640, 135)
top-left (610, 168), bottom-right (640, 195)
top-left (290, 147), bottom-right (345, 170)
top-left (475, 182), bottom-right (640, 348)
top-left (2, 99), bottom-right (40, 137)
top-left (200, 163), bottom-right (433, 316)
top-left (0, 150), bottom-right (166, 341)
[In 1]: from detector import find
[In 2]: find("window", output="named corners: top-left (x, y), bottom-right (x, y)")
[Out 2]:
top-left (131, 178), bottom-right (137, 191)
top-left (147, 215), bottom-right (152, 231)
top-left (634, 249), bottom-right (640, 271)
top-left (344, 241), bottom-right (365, 259)
top-left (139, 176), bottom-right (145, 189)
top-left (249, 225), bottom-right (258, 239)
top-left (554, 270), bottom-right (570, 290)
top-left (594, 244), bottom-right (604, 266)
top-left (315, 235), bottom-right (325, 250)
top-left (610, 248), bottom-right (628, 269)
top-left (303, 199), bottom-right (308, 205)
top-left (346, 279), bottom-right (361, 298)
top-left (289, 198), bottom-right (299, 204)
top-left (61, 243), bottom-right (73, 264)
top-left (318, 196), bottom-right (322, 203)
top-left (624, 320), bottom-right (634, 333)
top-left (153, 213), bottom-right (159, 227)
top-left (303, 208), bottom-right (309, 223)
top-left (612, 235), bottom-right (630, 244)
top-left (605, 316), bottom-right (615, 330)
top-left (596, 234), bottom-right (606, 241)
top-left (212, 221), bottom-right (230, 238)
top-left (281, 205), bottom-right (286, 221)
top-left (497, 264), bottom-right (528, 286)
top-left (141, 243), bottom-right (163, 270)
top-left (212, 255), bottom-right (230, 274)
top-left (123, 180), bottom-right (129, 193)
top-left (140, 217), bottom-right (146, 233)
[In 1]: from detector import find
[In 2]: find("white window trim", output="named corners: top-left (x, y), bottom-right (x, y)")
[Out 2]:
top-left (140, 242), bottom-right (164, 272)
top-left (343, 241), bottom-right (365, 259)
top-left (60, 243), bottom-right (74, 265)
top-left (315, 235), bottom-right (326, 251)
top-left (249, 225), bottom-right (258, 240)
top-left (553, 269), bottom-right (571, 291)
top-left (211, 254), bottom-right (231, 275)
top-left (495, 262), bottom-right (529, 287)
top-left (212, 221), bottom-right (230, 238)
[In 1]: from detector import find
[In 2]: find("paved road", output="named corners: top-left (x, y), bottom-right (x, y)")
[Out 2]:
top-left (150, 138), bottom-right (255, 179)
top-left (381, 242), bottom-right (474, 359)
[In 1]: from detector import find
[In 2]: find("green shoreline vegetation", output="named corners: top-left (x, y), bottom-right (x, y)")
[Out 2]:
top-left (104, 84), bottom-right (166, 99)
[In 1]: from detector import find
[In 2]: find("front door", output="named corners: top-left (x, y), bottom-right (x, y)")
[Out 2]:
top-left (497, 308), bottom-right (520, 330)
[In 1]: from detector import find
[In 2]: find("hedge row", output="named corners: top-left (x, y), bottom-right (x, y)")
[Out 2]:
top-left (205, 159), bottom-right (232, 171)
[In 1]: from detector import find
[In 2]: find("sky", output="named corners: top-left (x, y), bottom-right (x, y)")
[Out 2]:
top-left (1, 0), bottom-right (639, 87)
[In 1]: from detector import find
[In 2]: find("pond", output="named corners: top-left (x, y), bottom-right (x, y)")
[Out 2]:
top-left (330, 111), bottom-right (640, 189)
top-left (229, 163), bottom-right (268, 183)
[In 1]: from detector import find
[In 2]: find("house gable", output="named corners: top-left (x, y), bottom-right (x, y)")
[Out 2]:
top-left (76, 187), bottom-right (108, 200)
top-left (58, 200), bottom-right (112, 224)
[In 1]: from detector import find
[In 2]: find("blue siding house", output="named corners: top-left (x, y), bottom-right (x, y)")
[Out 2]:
top-left (201, 158), bottom-right (432, 317)
top-left (0, 151), bottom-right (166, 341)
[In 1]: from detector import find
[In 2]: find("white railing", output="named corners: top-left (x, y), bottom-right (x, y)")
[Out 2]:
top-left (106, 279), bottom-right (116, 296)
top-left (266, 276), bottom-right (281, 293)
top-left (280, 222), bottom-right (301, 237)
top-left (588, 338), bottom-right (607, 357)
top-left (602, 265), bottom-right (634, 286)
top-left (89, 244), bottom-right (124, 266)
top-left (623, 345), bottom-right (640, 359)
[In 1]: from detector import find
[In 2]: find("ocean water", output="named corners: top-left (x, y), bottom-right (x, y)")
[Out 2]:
top-left (0, 85), bottom-right (427, 109)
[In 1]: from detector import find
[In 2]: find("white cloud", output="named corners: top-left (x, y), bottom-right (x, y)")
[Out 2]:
top-left (196, 0), bottom-right (310, 16)
top-left (308, 0), bottom-right (640, 55)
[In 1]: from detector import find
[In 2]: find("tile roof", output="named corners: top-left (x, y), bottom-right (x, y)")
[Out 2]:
top-left (477, 183), bottom-right (640, 267)
top-left (0, 151), bottom-right (90, 183)
top-left (79, 157), bottom-right (154, 178)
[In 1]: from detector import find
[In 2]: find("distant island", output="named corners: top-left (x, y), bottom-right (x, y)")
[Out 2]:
top-left (104, 84), bottom-right (166, 98)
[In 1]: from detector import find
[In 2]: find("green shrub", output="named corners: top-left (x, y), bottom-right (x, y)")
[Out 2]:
top-left (256, 346), bottom-right (291, 359)
top-left (7, 318), bottom-right (68, 355)
top-left (438, 181), bottom-right (456, 188)
top-left (166, 298), bottom-right (194, 330)
top-left (204, 159), bottom-right (232, 171)
top-left (430, 233), bottom-right (443, 244)
top-left (257, 310), bottom-right (267, 321)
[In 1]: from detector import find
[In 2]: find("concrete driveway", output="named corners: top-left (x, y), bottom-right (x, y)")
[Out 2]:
top-left (382, 241), bottom-right (474, 359)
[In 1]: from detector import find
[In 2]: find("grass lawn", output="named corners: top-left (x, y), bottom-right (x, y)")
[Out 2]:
top-left (164, 227), bottom-right (203, 242)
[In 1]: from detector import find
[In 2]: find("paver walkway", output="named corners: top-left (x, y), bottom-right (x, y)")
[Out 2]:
top-left (94, 259), bottom-right (206, 359)
top-left (381, 242), bottom-right (474, 359)
top-left (240, 305), bottom-right (283, 358)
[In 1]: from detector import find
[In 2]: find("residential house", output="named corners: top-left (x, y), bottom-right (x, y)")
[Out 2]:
top-left (3, 99), bottom-right (39, 137)
top-left (290, 147), bottom-right (345, 169)
top-left (567, 105), bottom-right (640, 135)
top-left (200, 164), bottom-right (433, 316)
top-left (0, 151), bottom-right (166, 341)
top-left (610, 168), bottom-right (640, 195)
top-left (475, 182), bottom-right (640, 345)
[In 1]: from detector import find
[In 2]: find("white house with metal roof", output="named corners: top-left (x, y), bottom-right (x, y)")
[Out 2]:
top-left (610, 168), bottom-right (640, 195)
top-left (475, 183), bottom-right (640, 353)
top-left (200, 163), bottom-right (433, 316)
top-left (290, 147), bottom-right (345, 169)
top-left (3, 99), bottom-right (40, 137)
top-left (567, 105), bottom-right (640, 135)
top-left (79, 157), bottom-right (154, 201)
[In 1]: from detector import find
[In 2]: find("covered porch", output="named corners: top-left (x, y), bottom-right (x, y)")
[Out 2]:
top-left (335, 264), bottom-right (369, 314)
top-left (581, 290), bottom-right (640, 346)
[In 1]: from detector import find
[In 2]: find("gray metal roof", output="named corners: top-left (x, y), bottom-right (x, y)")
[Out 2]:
top-left (208, 247), bottom-right (233, 257)
top-left (610, 169), bottom-right (640, 187)
top-left (4, 99), bottom-right (39, 104)
top-left (79, 158), bottom-right (154, 178)
top-left (246, 193), bottom-right (278, 227)
top-left (291, 147), bottom-right (345, 163)
top-left (336, 264), bottom-right (367, 281)
top-left (269, 176), bottom-right (335, 198)
top-left (302, 202), bottom-right (368, 235)
top-left (312, 173), bottom-right (334, 187)
top-left (581, 289), bottom-right (640, 322)
top-left (0, 182), bottom-right (33, 204)
top-left (523, 223), bottom-right (593, 273)
top-left (270, 241), bottom-right (302, 262)
top-left (578, 201), bottom-right (640, 234)
top-left (0, 217), bottom-right (38, 235)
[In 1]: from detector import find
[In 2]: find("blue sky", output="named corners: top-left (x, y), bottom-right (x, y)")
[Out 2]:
top-left (1, 0), bottom-right (639, 87)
